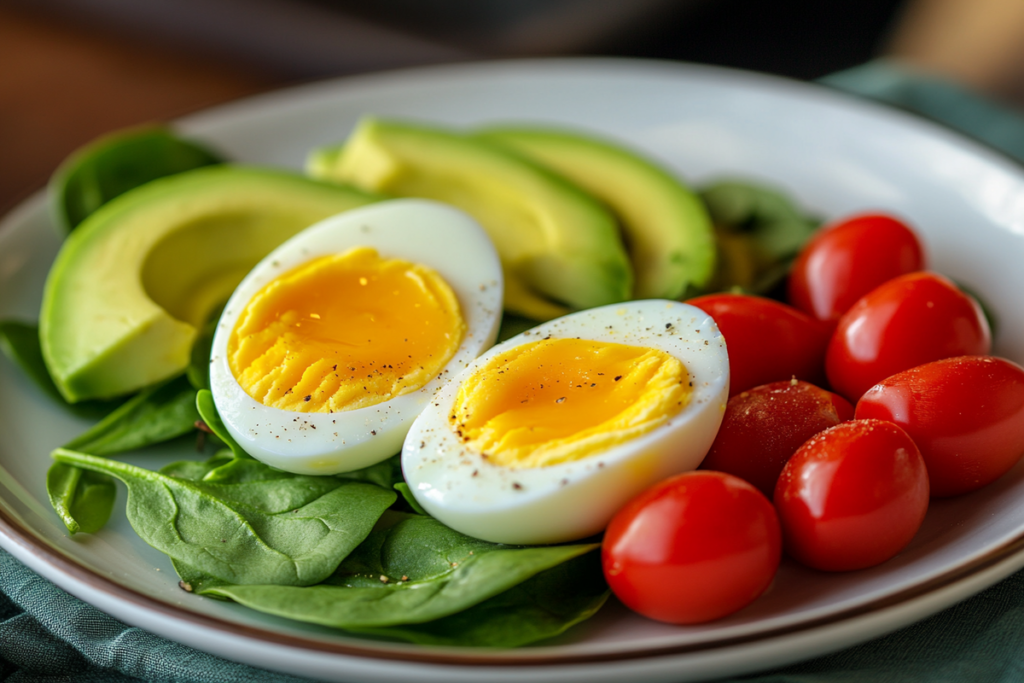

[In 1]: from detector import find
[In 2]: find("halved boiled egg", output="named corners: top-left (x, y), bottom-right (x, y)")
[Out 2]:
top-left (402, 300), bottom-right (730, 545)
top-left (209, 199), bottom-right (503, 474)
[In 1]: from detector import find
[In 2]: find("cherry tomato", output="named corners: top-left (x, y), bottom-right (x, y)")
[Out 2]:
top-left (774, 419), bottom-right (929, 571)
top-left (788, 213), bottom-right (924, 322)
top-left (700, 380), bottom-right (852, 497)
top-left (602, 471), bottom-right (781, 624)
top-left (688, 293), bottom-right (833, 396)
top-left (855, 356), bottom-right (1024, 497)
top-left (825, 272), bottom-right (991, 402)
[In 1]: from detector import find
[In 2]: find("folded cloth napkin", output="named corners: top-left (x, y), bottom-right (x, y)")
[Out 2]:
top-left (5, 58), bottom-right (1024, 683)
top-left (821, 59), bottom-right (1024, 166)
top-left (0, 549), bottom-right (314, 682)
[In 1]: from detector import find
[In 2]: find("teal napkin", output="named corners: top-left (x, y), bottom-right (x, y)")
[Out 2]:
top-left (822, 58), bottom-right (1024, 166)
top-left (5, 59), bottom-right (1024, 682)
top-left (0, 548), bottom-right (313, 682)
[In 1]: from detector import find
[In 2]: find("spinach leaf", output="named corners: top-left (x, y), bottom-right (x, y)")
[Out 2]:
top-left (172, 558), bottom-right (227, 595)
top-left (700, 180), bottom-right (821, 295)
top-left (51, 448), bottom-right (395, 586)
top-left (497, 313), bottom-right (538, 341)
top-left (956, 281), bottom-right (999, 338)
top-left (191, 391), bottom-right (407, 487)
top-left (0, 320), bottom-right (121, 419)
top-left (46, 462), bottom-right (116, 535)
top-left (159, 450), bottom-right (234, 481)
top-left (350, 550), bottom-right (609, 647)
top-left (202, 515), bottom-right (599, 629)
top-left (393, 482), bottom-right (428, 515)
top-left (186, 306), bottom-right (223, 392)
top-left (51, 126), bottom-right (223, 233)
top-left (164, 454), bottom-right (403, 586)
top-left (62, 376), bottom-right (199, 456)
top-left (195, 389), bottom-right (247, 459)
top-left (162, 450), bottom-right (402, 489)
top-left (45, 375), bottom-right (198, 535)
top-left (348, 454), bottom-right (403, 489)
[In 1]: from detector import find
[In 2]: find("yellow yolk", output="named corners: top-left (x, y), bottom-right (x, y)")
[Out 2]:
top-left (227, 247), bottom-right (465, 413)
top-left (450, 338), bottom-right (690, 469)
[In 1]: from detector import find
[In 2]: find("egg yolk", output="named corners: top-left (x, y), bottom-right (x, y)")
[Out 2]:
top-left (450, 338), bottom-right (690, 468)
top-left (228, 247), bottom-right (465, 413)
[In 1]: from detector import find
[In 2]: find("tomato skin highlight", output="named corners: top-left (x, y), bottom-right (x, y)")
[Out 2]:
top-left (774, 419), bottom-right (929, 572)
top-left (825, 272), bottom-right (991, 402)
top-left (788, 213), bottom-right (925, 322)
top-left (687, 293), bottom-right (832, 396)
top-left (602, 471), bottom-right (781, 624)
top-left (855, 356), bottom-right (1024, 497)
top-left (700, 380), bottom-right (851, 498)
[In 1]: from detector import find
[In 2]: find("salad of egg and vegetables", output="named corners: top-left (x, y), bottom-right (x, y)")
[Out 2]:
top-left (3, 116), bottom-right (1023, 644)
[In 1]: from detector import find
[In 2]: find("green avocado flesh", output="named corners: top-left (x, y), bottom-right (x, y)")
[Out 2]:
top-left (477, 127), bottom-right (716, 301)
top-left (41, 165), bottom-right (377, 402)
top-left (307, 118), bottom-right (632, 321)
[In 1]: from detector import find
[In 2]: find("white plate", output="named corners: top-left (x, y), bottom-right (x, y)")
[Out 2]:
top-left (3, 58), bottom-right (1024, 683)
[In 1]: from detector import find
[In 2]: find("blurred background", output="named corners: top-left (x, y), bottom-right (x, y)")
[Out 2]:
top-left (4, 0), bottom-right (1024, 216)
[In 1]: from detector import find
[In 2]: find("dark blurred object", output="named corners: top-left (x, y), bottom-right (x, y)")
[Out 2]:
top-left (601, 0), bottom-right (907, 80)
top-left (3, 0), bottom-right (471, 80)
top-left (316, 0), bottom-right (698, 58)
top-left (5, 0), bottom-right (907, 80)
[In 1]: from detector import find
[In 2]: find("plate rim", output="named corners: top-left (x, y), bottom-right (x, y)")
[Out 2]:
top-left (6, 494), bottom-right (1024, 666)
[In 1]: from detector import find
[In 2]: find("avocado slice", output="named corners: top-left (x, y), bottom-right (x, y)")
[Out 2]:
top-left (476, 126), bottom-right (715, 300)
top-left (308, 118), bottom-right (632, 321)
top-left (41, 165), bottom-right (377, 402)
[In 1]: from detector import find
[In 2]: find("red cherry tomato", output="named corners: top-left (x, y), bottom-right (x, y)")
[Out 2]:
top-left (788, 213), bottom-right (925, 322)
top-left (856, 356), bottom-right (1024, 497)
top-left (603, 471), bottom-right (781, 624)
top-left (688, 293), bottom-right (833, 396)
top-left (774, 419), bottom-right (929, 571)
top-left (700, 380), bottom-right (853, 498)
top-left (825, 272), bottom-right (991, 402)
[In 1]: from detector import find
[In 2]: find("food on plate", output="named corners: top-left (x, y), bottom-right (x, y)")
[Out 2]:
top-left (0, 321), bottom-right (121, 418)
top-left (602, 470), bottom-right (781, 624)
top-left (200, 515), bottom-right (606, 646)
top-left (50, 447), bottom-right (607, 648)
top-left (699, 180), bottom-right (820, 295)
top-left (402, 299), bottom-right (729, 545)
top-left (856, 356), bottom-right (1024, 497)
top-left (686, 293), bottom-right (832, 395)
top-left (475, 126), bottom-right (716, 300)
top-left (209, 199), bottom-right (503, 474)
top-left (774, 419), bottom-right (930, 572)
top-left (787, 213), bottom-right (925, 322)
top-left (825, 272), bottom-right (991, 402)
top-left (50, 125), bottom-right (224, 233)
top-left (10, 115), bottom-right (1015, 642)
top-left (52, 447), bottom-right (397, 587)
top-left (700, 379), bottom-right (853, 497)
top-left (307, 117), bottom-right (633, 321)
top-left (40, 166), bottom-right (377, 402)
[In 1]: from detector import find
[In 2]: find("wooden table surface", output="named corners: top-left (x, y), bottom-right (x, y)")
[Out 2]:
top-left (0, 6), bottom-right (279, 216)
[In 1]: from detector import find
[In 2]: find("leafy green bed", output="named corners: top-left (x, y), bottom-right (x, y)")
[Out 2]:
top-left (0, 125), bottom-right (821, 648)
top-left (1, 318), bottom-right (607, 647)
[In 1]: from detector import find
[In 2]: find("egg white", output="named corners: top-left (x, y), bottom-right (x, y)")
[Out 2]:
top-left (209, 199), bottom-right (503, 475)
top-left (402, 300), bottom-right (730, 545)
